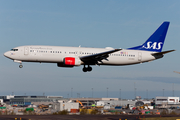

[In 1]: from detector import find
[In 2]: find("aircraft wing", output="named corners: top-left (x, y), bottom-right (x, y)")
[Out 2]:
top-left (151, 50), bottom-right (175, 55)
top-left (80, 49), bottom-right (122, 64)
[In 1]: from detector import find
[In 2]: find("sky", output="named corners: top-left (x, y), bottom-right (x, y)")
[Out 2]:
top-left (0, 0), bottom-right (180, 99)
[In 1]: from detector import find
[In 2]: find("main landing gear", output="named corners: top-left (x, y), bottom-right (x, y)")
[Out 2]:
top-left (83, 65), bottom-right (92, 72)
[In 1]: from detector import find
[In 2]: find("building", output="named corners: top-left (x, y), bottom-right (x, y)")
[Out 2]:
top-left (97, 100), bottom-right (137, 107)
top-left (0, 95), bottom-right (15, 103)
top-left (53, 102), bottom-right (79, 112)
top-left (70, 98), bottom-right (101, 106)
top-left (7, 96), bottom-right (65, 105)
top-left (155, 96), bottom-right (179, 105)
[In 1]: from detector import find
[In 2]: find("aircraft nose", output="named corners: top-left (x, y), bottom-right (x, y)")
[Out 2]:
top-left (4, 51), bottom-right (10, 58)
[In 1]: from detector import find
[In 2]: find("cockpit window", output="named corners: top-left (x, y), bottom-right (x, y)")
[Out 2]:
top-left (11, 49), bottom-right (18, 51)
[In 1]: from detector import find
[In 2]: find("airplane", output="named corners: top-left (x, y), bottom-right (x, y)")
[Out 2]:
top-left (4, 21), bottom-right (175, 72)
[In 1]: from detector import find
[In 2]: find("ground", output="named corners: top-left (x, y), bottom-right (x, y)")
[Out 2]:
top-left (0, 115), bottom-right (180, 120)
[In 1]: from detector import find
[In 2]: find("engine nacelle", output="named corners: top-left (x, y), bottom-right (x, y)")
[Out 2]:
top-left (57, 57), bottom-right (81, 67)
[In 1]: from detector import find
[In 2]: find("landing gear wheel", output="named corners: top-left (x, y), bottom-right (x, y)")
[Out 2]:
top-left (87, 67), bottom-right (92, 72)
top-left (83, 67), bottom-right (87, 72)
top-left (19, 65), bottom-right (23, 68)
top-left (82, 65), bottom-right (92, 72)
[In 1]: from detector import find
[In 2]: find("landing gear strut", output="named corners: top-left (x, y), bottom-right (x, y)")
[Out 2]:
top-left (19, 64), bottom-right (23, 68)
top-left (83, 65), bottom-right (92, 72)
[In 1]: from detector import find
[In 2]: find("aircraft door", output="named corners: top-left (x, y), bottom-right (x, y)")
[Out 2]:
top-left (138, 52), bottom-right (142, 62)
top-left (24, 47), bottom-right (29, 55)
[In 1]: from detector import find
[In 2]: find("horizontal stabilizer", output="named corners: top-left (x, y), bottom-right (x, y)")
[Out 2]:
top-left (174, 71), bottom-right (180, 74)
top-left (151, 50), bottom-right (175, 55)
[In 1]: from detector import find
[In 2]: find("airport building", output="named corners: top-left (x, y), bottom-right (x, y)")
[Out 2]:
top-left (0, 96), bottom-right (122, 106)
top-left (0, 95), bottom-right (180, 108)
top-left (155, 96), bottom-right (179, 105)
top-left (70, 98), bottom-right (119, 105)
top-left (0, 95), bottom-right (65, 105)
top-left (53, 102), bottom-right (79, 112)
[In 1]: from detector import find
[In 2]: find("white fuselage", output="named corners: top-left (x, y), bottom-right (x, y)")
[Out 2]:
top-left (4, 45), bottom-right (158, 66)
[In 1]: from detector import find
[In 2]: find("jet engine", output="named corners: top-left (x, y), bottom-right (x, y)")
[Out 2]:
top-left (57, 57), bottom-right (82, 67)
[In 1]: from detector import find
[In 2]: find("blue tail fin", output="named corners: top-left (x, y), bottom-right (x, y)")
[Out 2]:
top-left (128, 22), bottom-right (170, 52)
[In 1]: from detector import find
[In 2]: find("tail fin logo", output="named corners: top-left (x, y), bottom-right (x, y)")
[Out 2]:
top-left (142, 42), bottom-right (163, 50)
top-left (127, 22), bottom-right (169, 52)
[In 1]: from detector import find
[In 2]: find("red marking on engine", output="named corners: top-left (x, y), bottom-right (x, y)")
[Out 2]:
top-left (64, 57), bottom-right (75, 65)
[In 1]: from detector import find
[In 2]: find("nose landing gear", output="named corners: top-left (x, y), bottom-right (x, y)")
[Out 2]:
top-left (19, 64), bottom-right (23, 68)
top-left (83, 65), bottom-right (92, 72)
